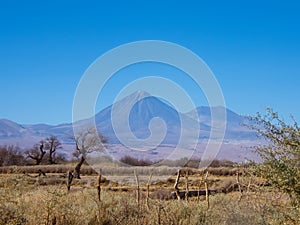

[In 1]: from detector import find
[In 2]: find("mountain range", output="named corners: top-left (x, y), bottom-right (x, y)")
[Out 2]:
top-left (0, 91), bottom-right (259, 161)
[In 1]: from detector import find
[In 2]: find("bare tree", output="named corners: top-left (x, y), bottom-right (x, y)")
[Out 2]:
top-left (73, 128), bottom-right (106, 179)
top-left (45, 136), bottom-right (62, 164)
top-left (0, 145), bottom-right (26, 166)
top-left (25, 141), bottom-right (46, 165)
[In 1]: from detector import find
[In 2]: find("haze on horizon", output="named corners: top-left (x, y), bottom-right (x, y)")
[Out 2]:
top-left (0, 1), bottom-right (300, 125)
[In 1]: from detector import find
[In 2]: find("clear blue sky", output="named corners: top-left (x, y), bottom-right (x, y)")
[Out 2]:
top-left (0, 0), bottom-right (300, 125)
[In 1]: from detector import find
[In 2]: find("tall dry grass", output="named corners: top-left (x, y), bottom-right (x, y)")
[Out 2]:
top-left (0, 173), bottom-right (299, 225)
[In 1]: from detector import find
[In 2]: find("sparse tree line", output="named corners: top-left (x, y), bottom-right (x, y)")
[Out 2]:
top-left (0, 135), bottom-right (66, 166)
top-left (0, 145), bottom-right (26, 166)
top-left (0, 129), bottom-right (108, 180)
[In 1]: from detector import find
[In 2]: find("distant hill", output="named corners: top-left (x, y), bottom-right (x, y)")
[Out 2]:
top-left (0, 91), bottom-right (259, 161)
top-left (0, 119), bottom-right (27, 138)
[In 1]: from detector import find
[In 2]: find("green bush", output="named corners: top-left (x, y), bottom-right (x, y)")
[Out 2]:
top-left (248, 108), bottom-right (300, 205)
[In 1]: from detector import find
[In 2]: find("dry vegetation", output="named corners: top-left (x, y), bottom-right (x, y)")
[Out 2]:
top-left (2, 103), bottom-right (299, 224)
top-left (0, 165), bottom-right (299, 225)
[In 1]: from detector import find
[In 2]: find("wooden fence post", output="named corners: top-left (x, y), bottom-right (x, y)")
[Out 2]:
top-left (146, 172), bottom-right (153, 210)
top-left (185, 170), bottom-right (189, 202)
top-left (204, 171), bottom-right (209, 209)
top-left (67, 171), bottom-right (73, 192)
top-left (236, 171), bottom-right (243, 202)
top-left (174, 169), bottom-right (181, 200)
top-left (197, 171), bottom-right (204, 203)
top-left (134, 170), bottom-right (140, 208)
top-left (97, 169), bottom-right (102, 202)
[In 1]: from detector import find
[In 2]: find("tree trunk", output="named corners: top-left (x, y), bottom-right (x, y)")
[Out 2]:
top-left (74, 156), bottom-right (85, 179)
top-left (49, 149), bottom-right (54, 164)
top-left (36, 150), bottom-right (46, 165)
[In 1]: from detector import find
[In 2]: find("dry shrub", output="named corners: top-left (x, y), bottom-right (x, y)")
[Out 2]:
top-left (216, 178), bottom-right (238, 193)
top-left (150, 189), bottom-right (173, 200)
top-left (166, 177), bottom-right (175, 184)
top-left (207, 167), bottom-right (239, 176)
top-left (119, 155), bottom-right (153, 166)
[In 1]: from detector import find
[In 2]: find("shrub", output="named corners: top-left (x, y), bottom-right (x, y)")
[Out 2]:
top-left (119, 155), bottom-right (154, 166)
top-left (248, 108), bottom-right (300, 205)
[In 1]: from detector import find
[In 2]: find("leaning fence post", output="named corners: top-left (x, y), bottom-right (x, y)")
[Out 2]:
top-left (67, 170), bottom-right (73, 192)
top-left (97, 169), bottom-right (102, 202)
top-left (174, 169), bottom-right (181, 200)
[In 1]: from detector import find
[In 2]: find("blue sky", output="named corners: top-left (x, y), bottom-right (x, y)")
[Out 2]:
top-left (0, 0), bottom-right (300, 125)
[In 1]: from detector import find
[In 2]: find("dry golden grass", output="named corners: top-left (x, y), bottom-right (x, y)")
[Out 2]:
top-left (0, 168), bottom-right (299, 225)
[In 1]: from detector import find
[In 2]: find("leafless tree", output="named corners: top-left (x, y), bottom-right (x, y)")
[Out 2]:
top-left (25, 141), bottom-right (46, 165)
top-left (73, 128), bottom-right (107, 179)
top-left (0, 145), bottom-right (25, 166)
top-left (45, 136), bottom-right (62, 164)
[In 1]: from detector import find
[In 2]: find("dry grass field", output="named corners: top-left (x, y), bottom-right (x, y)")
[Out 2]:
top-left (0, 164), bottom-right (299, 225)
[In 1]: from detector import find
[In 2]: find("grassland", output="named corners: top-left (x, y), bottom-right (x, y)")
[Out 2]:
top-left (0, 164), bottom-right (299, 225)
